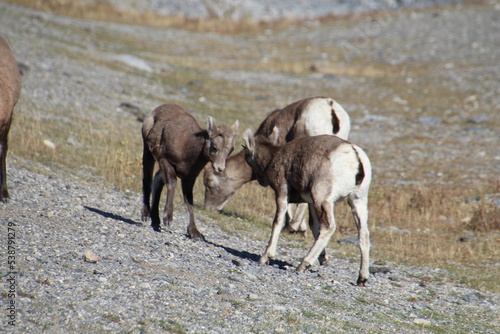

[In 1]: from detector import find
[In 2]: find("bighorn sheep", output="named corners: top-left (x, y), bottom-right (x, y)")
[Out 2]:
top-left (203, 97), bottom-right (350, 232)
top-left (0, 36), bottom-right (21, 202)
top-left (141, 104), bottom-right (238, 239)
top-left (242, 128), bottom-right (372, 286)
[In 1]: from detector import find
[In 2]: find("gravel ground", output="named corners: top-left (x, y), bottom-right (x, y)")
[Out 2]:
top-left (2, 162), bottom-right (499, 333)
top-left (1, 1), bottom-right (499, 333)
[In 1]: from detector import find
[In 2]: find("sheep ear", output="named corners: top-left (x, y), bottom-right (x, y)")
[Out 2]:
top-left (269, 126), bottom-right (279, 145)
top-left (242, 128), bottom-right (255, 152)
top-left (230, 120), bottom-right (239, 134)
top-left (207, 116), bottom-right (217, 137)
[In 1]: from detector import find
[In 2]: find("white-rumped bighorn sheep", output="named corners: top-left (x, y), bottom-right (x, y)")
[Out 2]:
top-left (0, 36), bottom-right (21, 202)
top-left (203, 97), bottom-right (350, 232)
top-left (242, 127), bottom-right (372, 286)
top-left (141, 104), bottom-right (239, 239)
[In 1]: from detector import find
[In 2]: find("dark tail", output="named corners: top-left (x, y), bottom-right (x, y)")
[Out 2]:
top-left (352, 145), bottom-right (365, 186)
top-left (328, 99), bottom-right (340, 135)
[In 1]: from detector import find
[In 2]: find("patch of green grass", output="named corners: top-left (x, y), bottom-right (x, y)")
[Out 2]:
top-left (301, 309), bottom-right (325, 320)
top-left (315, 298), bottom-right (343, 311)
top-left (101, 313), bottom-right (122, 324)
top-left (157, 318), bottom-right (186, 334)
top-left (354, 296), bottom-right (370, 304)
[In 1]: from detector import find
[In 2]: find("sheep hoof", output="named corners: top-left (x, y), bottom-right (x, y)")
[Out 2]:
top-left (296, 262), bottom-right (310, 273)
top-left (357, 276), bottom-right (368, 287)
top-left (319, 256), bottom-right (329, 266)
top-left (187, 228), bottom-right (205, 241)
top-left (141, 206), bottom-right (150, 221)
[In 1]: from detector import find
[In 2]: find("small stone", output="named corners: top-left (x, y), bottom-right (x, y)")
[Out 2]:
top-left (417, 117), bottom-right (441, 125)
top-left (18, 62), bottom-right (30, 76)
top-left (273, 305), bottom-right (287, 312)
top-left (232, 259), bottom-right (243, 266)
top-left (43, 139), bottom-right (56, 150)
top-left (369, 266), bottom-right (391, 275)
top-left (111, 54), bottom-right (152, 73)
top-left (337, 236), bottom-right (358, 246)
top-left (118, 102), bottom-right (141, 114)
top-left (459, 236), bottom-right (477, 242)
top-left (247, 293), bottom-right (259, 300)
top-left (83, 249), bottom-right (100, 263)
top-left (390, 226), bottom-right (411, 234)
top-left (413, 318), bottom-right (431, 326)
top-left (139, 283), bottom-right (151, 289)
top-left (467, 113), bottom-right (489, 124)
top-left (67, 136), bottom-right (83, 148)
top-left (338, 236), bottom-right (373, 247)
top-left (463, 293), bottom-right (480, 303)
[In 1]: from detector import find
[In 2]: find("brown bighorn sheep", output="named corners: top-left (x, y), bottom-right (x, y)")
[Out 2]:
top-left (203, 97), bottom-right (350, 232)
top-left (242, 128), bottom-right (372, 286)
top-left (0, 36), bottom-right (21, 202)
top-left (141, 104), bottom-right (238, 239)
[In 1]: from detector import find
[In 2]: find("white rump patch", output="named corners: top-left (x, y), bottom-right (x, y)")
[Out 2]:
top-left (328, 144), bottom-right (359, 197)
top-left (300, 98), bottom-right (334, 136)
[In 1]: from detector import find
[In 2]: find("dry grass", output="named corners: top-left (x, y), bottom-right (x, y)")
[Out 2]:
top-left (368, 185), bottom-right (499, 279)
top-left (10, 104), bottom-right (143, 190)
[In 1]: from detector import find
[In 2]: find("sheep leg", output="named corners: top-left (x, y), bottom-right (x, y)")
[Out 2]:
top-left (0, 136), bottom-right (9, 202)
top-left (297, 201), bottom-right (335, 272)
top-left (306, 203), bottom-right (328, 266)
top-left (285, 203), bottom-right (308, 235)
top-left (260, 191), bottom-right (288, 264)
top-left (181, 177), bottom-right (204, 240)
top-left (348, 196), bottom-right (370, 286)
top-left (141, 143), bottom-right (154, 221)
top-left (150, 170), bottom-right (164, 231)
top-left (158, 159), bottom-right (177, 229)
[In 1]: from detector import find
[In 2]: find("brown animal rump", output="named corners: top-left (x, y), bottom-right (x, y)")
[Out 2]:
top-left (0, 36), bottom-right (21, 202)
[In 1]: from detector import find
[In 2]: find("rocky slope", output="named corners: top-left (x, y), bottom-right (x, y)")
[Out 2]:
top-left (2, 158), bottom-right (498, 333)
top-left (1, 1), bottom-right (499, 333)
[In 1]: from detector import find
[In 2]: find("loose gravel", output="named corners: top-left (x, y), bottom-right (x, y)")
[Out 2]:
top-left (2, 164), bottom-right (499, 333)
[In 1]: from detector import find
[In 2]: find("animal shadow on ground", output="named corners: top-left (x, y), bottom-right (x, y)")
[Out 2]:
top-left (84, 206), bottom-right (142, 226)
top-left (83, 206), bottom-right (293, 269)
top-left (206, 240), bottom-right (294, 269)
